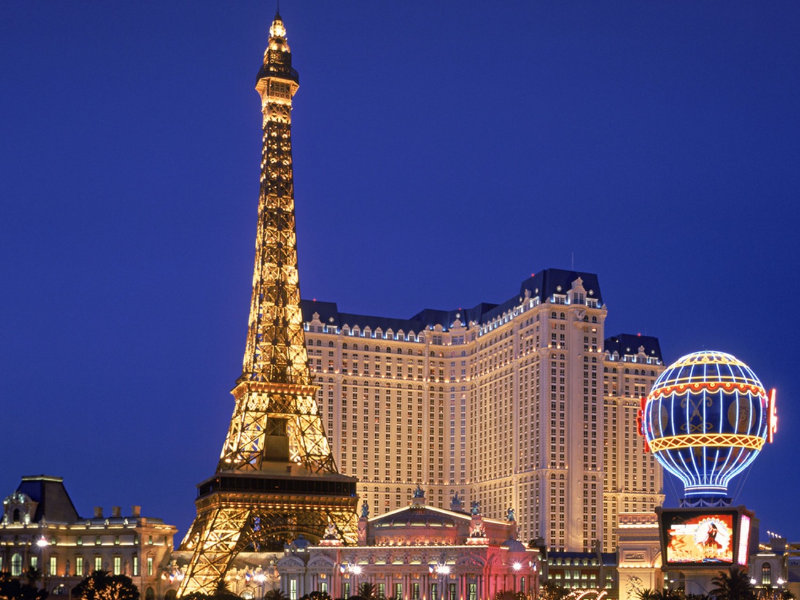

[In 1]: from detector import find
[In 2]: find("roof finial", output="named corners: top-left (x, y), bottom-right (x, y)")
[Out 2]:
top-left (269, 6), bottom-right (286, 40)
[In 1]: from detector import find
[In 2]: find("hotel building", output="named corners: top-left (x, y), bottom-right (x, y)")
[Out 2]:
top-left (300, 268), bottom-right (665, 552)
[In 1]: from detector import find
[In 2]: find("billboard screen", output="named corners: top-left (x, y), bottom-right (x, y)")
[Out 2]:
top-left (662, 512), bottom-right (735, 565)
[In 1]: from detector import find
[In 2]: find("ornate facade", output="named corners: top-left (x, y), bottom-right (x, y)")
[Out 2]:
top-left (0, 476), bottom-right (177, 600)
top-left (276, 490), bottom-right (539, 600)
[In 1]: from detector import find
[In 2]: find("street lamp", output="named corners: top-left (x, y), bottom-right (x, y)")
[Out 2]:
top-left (428, 562), bottom-right (450, 600)
top-left (36, 537), bottom-right (50, 595)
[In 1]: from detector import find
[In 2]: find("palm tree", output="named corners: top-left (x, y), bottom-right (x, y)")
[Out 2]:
top-left (639, 589), bottom-right (658, 600)
top-left (265, 590), bottom-right (289, 600)
top-left (655, 589), bottom-right (685, 600)
top-left (213, 580), bottom-right (239, 600)
top-left (711, 568), bottom-right (756, 600)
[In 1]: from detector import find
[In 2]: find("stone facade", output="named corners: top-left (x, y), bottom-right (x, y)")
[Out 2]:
top-left (0, 476), bottom-right (178, 600)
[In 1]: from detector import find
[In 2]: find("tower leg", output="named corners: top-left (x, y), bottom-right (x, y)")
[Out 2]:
top-left (179, 507), bottom-right (252, 596)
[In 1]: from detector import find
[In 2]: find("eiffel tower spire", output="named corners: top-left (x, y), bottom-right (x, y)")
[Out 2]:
top-left (178, 14), bottom-right (358, 596)
top-left (215, 7), bottom-right (337, 475)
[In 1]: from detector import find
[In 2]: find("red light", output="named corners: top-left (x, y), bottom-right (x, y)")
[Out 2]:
top-left (637, 396), bottom-right (650, 453)
top-left (768, 388), bottom-right (778, 443)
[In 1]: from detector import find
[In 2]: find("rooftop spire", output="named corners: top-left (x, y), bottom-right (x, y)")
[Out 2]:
top-left (269, 9), bottom-right (287, 41)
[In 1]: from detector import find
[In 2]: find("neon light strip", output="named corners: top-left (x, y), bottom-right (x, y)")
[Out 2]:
top-left (648, 382), bottom-right (767, 401)
top-left (649, 434), bottom-right (765, 452)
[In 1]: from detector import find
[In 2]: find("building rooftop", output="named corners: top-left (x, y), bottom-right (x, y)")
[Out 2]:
top-left (301, 268), bottom-right (603, 333)
top-left (604, 333), bottom-right (663, 362)
top-left (15, 475), bottom-right (79, 524)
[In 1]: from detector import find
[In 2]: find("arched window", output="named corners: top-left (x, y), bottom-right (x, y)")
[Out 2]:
top-left (165, 590), bottom-right (178, 600)
top-left (145, 588), bottom-right (155, 600)
top-left (762, 563), bottom-right (772, 586)
top-left (12, 508), bottom-right (20, 523)
top-left (11, 553), bottom-right (22, 576)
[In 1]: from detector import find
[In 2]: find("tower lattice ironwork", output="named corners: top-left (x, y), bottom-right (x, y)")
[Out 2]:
top-left (178, 13), bottom-right (358, 596)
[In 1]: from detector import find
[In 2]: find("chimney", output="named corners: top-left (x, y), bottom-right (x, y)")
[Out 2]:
top-left (94, 507), bottom-right (103, 519)
top-left (131, 506), bottom-right (141, 518)
top-left (112, 506), bottom-right (121, 518)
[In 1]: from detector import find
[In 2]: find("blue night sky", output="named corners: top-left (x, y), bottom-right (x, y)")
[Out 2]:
top-left (1, 2), bottom-right (798, 542)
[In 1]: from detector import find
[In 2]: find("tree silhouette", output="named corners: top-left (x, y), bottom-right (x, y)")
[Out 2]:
top-left (711, 568), bottom-right (756, 600)
top-left (493, 592), bottom-right (526, 600)
top-left (539, 582), bottom-right (569, 600)
top-left (264, 590), bottom-right (289, 600)
top-left (655, 590), bottom-right (685, 600)
top-left (357, 584), bottom-right (378, 600)
top-left (0, 572), bottom-right (49, 600)
top-left (73, 570), bottom-right (139, 600)
top-left (23, 569), bottom-right (41, 587)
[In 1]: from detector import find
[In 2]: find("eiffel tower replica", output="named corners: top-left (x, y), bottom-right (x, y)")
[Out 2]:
top-left (178, 12), bottom-right (358, 596)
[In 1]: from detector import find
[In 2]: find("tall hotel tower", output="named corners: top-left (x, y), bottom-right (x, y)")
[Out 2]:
top-left (300, 274), bottom-right (665, 552)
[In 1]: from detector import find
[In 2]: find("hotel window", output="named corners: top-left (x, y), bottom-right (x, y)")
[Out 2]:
top-left (95, 557), bottom-right (103, 572)
top-left (50, 556), bottom-right (57, 576)
top-left (133, 555), bottom-right (139, 577)
top-left (290, 579), bottom-right (298, 600)
top-left (114, 556), bottom-right (121, 576)
top-left (30, 556), bottom-right (38, 570)
top-left (468, 584), bottom-right (477, 600)
top-left (147, 557), bottom-right (153, 576)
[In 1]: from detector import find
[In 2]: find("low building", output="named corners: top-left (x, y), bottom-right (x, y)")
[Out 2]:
top-left (0, 475), bottom-right (177, 600)
top-left (544, 546), bottom-right (617, 598)
top-left (276, 489), bottom-right (540, 600)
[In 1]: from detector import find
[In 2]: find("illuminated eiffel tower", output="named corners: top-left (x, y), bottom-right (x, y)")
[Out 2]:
top-left (178, 12), bottom-right (358, 596)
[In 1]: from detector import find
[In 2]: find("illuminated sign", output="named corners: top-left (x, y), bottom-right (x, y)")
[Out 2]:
top-left (663, 513), bottom-right (734, 564)
top-left (737, 515), bottom-right (751, 566)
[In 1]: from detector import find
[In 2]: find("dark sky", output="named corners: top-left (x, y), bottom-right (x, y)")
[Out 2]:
top-left (2, 2), bottom-right (798, 543)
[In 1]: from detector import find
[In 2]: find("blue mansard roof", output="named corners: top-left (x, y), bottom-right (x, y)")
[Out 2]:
top-left (604, 333), bottom-right (663, 361)
top-left (300, 268), bottom-right (603, 333)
